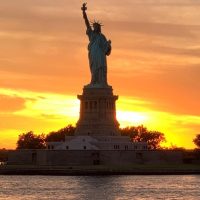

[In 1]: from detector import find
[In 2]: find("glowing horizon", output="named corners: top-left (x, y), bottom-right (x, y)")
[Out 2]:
top-left (0, 0), bottom-right (200, 149)
top-left (0, 87), bottom-right (198, 149)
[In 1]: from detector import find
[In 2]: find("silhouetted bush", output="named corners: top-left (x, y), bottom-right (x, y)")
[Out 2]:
top-left (45, 125), bottom-right (75, 142)
top-left (120, 125), bottom-right (166, 149)
top-left (193, 134), bottom-right (200, 149)
top-left (17, 131), bottom-right (46, 149)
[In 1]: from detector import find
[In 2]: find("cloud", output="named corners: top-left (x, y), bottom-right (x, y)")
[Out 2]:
top-left (0, 95), bottom-right (25, 112)
top-left (109, 21), bottom-right (200, 38)
top-left (0, 88), bottom-right (79, 119)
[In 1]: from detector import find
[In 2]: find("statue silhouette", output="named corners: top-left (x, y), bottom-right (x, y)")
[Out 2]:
top-left (82, 3), bottom-right (111, 87)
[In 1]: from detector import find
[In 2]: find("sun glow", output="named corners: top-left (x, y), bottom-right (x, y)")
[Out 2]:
top-left (0, 88), bottom-right (198, 149)
top-left (117, 110), bottom-right (149, 128)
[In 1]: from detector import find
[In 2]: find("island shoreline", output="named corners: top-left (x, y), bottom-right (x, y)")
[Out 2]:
top-left (1, 164), bottom-right (200, 176)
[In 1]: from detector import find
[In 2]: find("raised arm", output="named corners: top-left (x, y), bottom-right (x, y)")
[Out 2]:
top-left (81, 3), bottom-right (91, 31)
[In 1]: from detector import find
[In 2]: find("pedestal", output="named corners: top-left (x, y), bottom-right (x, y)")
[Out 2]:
top-left (75, 86), bottom-right (120, 136)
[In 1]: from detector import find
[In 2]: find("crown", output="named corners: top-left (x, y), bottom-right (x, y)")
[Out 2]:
top-left (90, 20), bottom-right (103, 26)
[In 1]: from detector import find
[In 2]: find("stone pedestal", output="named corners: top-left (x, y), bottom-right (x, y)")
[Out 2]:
top-left (75, 86), bottom-right (120, 136)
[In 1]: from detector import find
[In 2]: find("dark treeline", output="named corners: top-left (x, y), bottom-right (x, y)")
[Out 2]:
top-left (193, 134), bottom-right (200, 149)
top-left (15, 125), bottom-right (200, 150)
top-left (16, 132), bottom-right (46, 150)
top-left (16, 125), bottom-right (76, 149)
top-left (120, 125), bottom-right (166, 149)
top-left (16, 125), bottom-right (166, 150)
top-left (46, 125), bottom-right (75, 142)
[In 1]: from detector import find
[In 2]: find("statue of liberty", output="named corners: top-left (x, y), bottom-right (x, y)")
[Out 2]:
top-left (81, 3), bottom-right (111, 87)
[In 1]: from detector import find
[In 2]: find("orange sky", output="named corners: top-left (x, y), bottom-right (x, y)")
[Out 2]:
top-left (0, 0), bottom-right (200, 149)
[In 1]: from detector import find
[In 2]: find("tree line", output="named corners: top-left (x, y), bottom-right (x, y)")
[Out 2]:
top-left (16, 125), bottom-right (200, 150)
top-left (16, 125), bottom-right (75, 149)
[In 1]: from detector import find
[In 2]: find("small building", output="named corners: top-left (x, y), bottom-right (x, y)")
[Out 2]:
top-left (47, 135), bottom-right (148, 151)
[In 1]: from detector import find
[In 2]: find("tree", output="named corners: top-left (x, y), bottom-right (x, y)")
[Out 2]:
top-left (17, 131), bottom-right (46, 149)
top-left (45, 125), bottom-right (76, 142)
top-left (193, 134), bottom-right (200, 149)
top-left (120, 125), bottom-right (166, 149)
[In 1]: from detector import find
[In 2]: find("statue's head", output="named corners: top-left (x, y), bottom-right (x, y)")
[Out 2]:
top-left (92, 21), bottom-right (102, 33)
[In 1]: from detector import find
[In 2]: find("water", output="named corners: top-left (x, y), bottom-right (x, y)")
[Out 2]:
top-left (0, 175), bottom-right (200, 200)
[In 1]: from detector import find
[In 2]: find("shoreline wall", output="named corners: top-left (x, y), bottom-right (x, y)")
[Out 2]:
top-left (7, 150), bottom-right (184, 166)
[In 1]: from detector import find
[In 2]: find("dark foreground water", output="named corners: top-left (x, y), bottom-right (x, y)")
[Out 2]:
top-left (0, 175), bottom-right (200, 200)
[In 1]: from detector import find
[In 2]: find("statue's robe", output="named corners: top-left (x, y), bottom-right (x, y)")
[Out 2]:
top-left (87, 29), bottom-right (111, 86)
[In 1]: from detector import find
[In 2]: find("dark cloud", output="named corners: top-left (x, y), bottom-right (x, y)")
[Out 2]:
top-left (41, 114), bottom-right (63, 119)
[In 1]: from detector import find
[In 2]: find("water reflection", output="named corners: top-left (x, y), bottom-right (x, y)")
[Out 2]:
top-left (0, 175), bottom-right (200, 200)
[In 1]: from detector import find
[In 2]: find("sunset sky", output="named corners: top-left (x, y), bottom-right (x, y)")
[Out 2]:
top-left (0, 0), bottom-right (200, 149)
